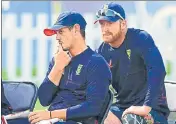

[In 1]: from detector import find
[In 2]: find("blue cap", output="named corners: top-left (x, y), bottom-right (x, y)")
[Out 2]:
top-left (94, 2), bottom-right (126, 24)
top-left (44, 11), bottom-right (87, 36)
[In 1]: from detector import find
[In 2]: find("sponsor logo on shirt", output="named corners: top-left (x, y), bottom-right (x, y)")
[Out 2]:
top-left (126, 49), bottom-right (131, 60)
top-left (76, 64), bottom-right (83, 75)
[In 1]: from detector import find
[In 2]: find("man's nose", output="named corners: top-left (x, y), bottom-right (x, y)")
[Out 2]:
top-left (56, 33), bottom-right (61, 40)
top-left (102, 25), bottom-right (109, 32)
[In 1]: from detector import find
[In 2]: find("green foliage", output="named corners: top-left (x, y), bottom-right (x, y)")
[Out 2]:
top-left (2, 69), bottom-right (8, 80)
top-left (166, 60), bottom-right (172, 76)
top-left (16, 67), bottom-right (22, 77)
top-left (32, 66), bottom-right (37, 77)
top-left (34, 99), bottom-right (48, 111)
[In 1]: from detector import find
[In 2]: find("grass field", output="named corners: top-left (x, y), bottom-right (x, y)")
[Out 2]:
top-left (34, 99), bottom-right (48, 111)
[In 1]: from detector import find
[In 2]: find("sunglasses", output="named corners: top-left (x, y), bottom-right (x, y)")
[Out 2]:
top-left (96, 9), bottom-right (124, 20)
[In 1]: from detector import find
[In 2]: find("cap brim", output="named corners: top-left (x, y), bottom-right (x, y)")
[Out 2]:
top-left (94, 16), bottom-right (120, 24)
top-left (43, 25), bottom-right (66, 36)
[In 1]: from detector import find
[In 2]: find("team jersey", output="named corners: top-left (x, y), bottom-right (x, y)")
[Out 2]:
top-left (98, 28), bottom-right (170, 118)
top-left (38, 47), bottom-right (112, 120)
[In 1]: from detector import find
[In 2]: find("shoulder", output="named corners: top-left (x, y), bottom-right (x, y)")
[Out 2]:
top-left (128, 28), bottom-right (155, 48)
top-left (86, 47), bottom-right (107, 64)
top-left (98, 42), bottom-right (106, 52)
top-left (86, 52), bottom-right (112, 77)
top-left (99, 42), bottom-right (110, 51)
top-left (87, 52), bottom-right (109, 71)
top-left (98, 42), bottom-right (110, 55)
top-left (50, 57), bottom-right (55, 65)
top-left (89, 52), bottom-right (108, 66)
top-left (128, 28), bottom-right (151, 40)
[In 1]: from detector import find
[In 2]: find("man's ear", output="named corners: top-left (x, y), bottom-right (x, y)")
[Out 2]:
top-left (120, 20), bottom-right (127, 30)
top-left (73, 24), bottom-right (81, 34)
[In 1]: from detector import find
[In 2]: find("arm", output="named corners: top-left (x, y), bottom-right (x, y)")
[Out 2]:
top-left (29, 56), bottom-right (111, 123)
top-left (38, 47), bottom-right (71, 106)
top-left (122, 31), bottom-right (166, 117)
top-left (138, 31), bottom-right (166, 107)
top-left (49, 56), bottom-right (112, 121)
top-left (38, 58), bottom-right (61, 106)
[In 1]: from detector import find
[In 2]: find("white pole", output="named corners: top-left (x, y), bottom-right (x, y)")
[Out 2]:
top-left (36, 13), bottom-right (48, 83)
top-left (4, 14), bottom-right (17, 80)
top-left (21, 13), bottom-right (33, 81)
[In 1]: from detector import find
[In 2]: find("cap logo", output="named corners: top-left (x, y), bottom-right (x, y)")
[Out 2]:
top-left (103, 4), bottom-right (108, 10)
top-left (54, 19), bottom-right (59, 25)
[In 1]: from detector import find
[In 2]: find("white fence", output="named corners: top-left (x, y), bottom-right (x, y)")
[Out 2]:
top-left (2, 11), bottom-right (176, 84)
top-left (2, 13), bottom-right (103, 84)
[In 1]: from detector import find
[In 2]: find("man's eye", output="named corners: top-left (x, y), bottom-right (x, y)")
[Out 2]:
top-left (56, 30), bottom-right (63, 34)
top-left (109, 22), bottom-right (113, 24)
top-left (59, 30), bottom-right (63, 34)
top-left (99, 21), bottom-right (104, 25)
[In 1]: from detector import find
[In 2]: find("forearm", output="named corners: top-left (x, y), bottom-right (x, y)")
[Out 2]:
top-left (140, 43), bottom-right (166, 106)
top-left (66, 81), bottom-right (109, 120)
top-left (144, 65), bottom-right (166, 107)
top-left (38, 66), bottom-right (63, 106)
top-left (123, 105), bottom-right (152, 117)
top-left (133, 106), bottom-right (151, 116)
top-left (66, 101), bottom-right (103, 121)
top-left (51, 109), bottom-right (67, 120)
top-left (50, 102), bottom-right (102, 121)
top-left (48, 65), bottom-right (64, 86)
top-left (38, 77), bottom-right (58, 106)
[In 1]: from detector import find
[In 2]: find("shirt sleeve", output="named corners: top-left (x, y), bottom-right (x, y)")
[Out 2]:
top-left (38, 58), bottom-right (59, 106)
top-left (66, 55), bottom-right (112, 120)
top-left (137, 31), bottom-right (166, 107)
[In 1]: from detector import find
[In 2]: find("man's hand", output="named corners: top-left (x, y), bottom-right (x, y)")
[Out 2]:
top-left (54, 45), bottom-right (71, 71)
top-left (104, 111), bottom-right (122, 124)
top-left (28, 110), bottom-right (50, 124)
top-left (48, 45), bottom-right (71, 86)
top-left (122, 105), bottom-right (151, 117)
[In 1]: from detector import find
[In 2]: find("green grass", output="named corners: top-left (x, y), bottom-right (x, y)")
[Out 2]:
top-left (34, 99), bottom-right (48, 111)
top-left (2, 69), bottom-right (8, 80)
top-left (32, 66), bottom-right (37, 77)
top-left (166, 60), bottom-right (172, 76)
top-left (16, 67), bottom-right (22, 77)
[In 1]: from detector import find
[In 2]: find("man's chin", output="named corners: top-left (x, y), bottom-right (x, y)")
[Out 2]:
top-left (103, 39), bottom-right (112, 44)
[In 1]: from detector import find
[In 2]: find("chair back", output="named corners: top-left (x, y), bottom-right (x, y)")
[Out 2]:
top-left (2, 81), bottom-right (38, 112)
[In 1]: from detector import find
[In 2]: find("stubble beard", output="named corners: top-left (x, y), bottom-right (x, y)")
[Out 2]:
top-left (104, 30), bottom-right (122, 45)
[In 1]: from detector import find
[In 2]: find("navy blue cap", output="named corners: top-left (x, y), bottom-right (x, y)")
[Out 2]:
top-left (44, 11), bottom-right (87, 36)
top-left (94, 2), bottom-right (126, 24)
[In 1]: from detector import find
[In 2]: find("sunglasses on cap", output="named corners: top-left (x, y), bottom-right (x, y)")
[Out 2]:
top-left (96, 9), bottom-right (124, 20)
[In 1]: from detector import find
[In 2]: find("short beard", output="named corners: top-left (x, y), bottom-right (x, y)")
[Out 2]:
top-left (110, 30), bottom-right (122, 43)
top-left (104, 30), bottom-right (122, 44)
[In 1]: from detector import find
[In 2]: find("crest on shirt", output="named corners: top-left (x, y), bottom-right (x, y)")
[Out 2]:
top-left (126, 49), bottom-right (131, 60)
top-left (76, 64), bottom-right (83, 75)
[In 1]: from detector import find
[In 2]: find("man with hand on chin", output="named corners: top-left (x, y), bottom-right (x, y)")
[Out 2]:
top-left (28, 11), bottom-right (112, 124)
top-left (95, 2), bottom-right (170, 124)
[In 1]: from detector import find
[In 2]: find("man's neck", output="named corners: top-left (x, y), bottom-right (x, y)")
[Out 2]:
top-left (69, 39), bottom-right (88, 57)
